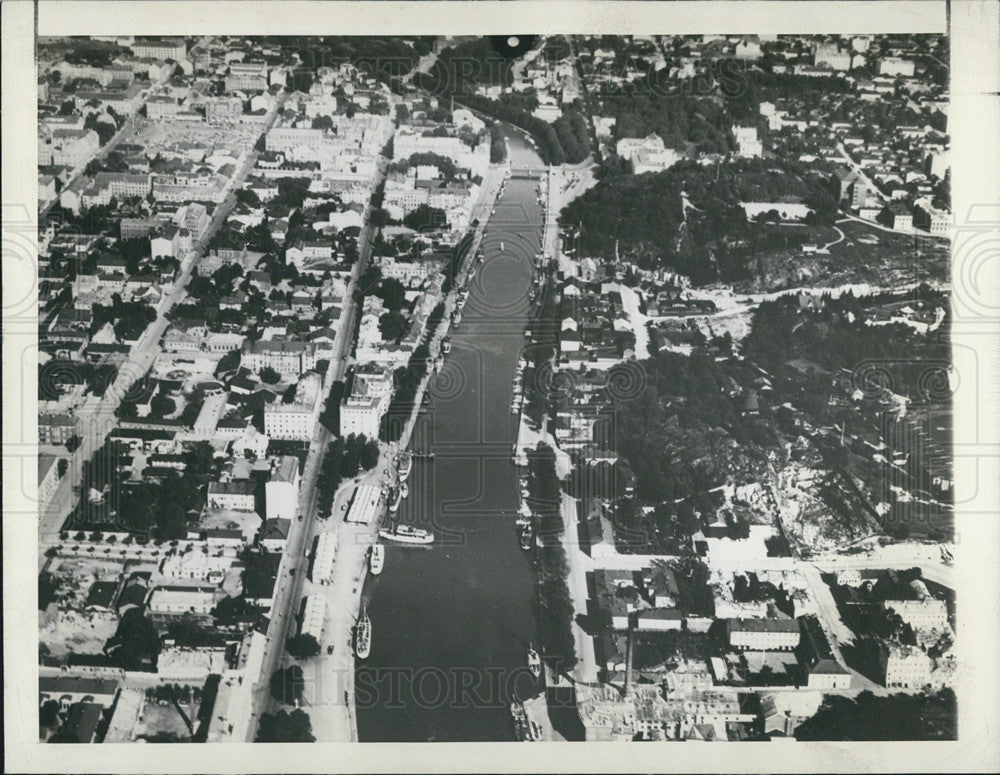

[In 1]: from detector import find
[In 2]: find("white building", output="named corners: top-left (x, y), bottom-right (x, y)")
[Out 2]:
top-left (733, 125), bottom-right (763, 158)
top-left (265, 455), bottom-right (300, 520)
top-left (340, 365), bottom-right (393, 439)
top-left (242, 339), bottom-right (318, 376)
top-left (264, 372), bottom-right (323, 441)
top-left (879, 57), bottom-right (916, 77)
top-left (883, 643), bottom-right (933, 689)
top-left (300, 594), bottom-right (326, 641)
top-left (727, 618), bottom-right (800, 651)
top-left (884, 598), bottom-right (949, 633)
top-left (132, 38), bottom-right (187, 61)
top-left (147, 587), bottom-right (215, 619)
top-left (207, 479), bottom-right (256, 511)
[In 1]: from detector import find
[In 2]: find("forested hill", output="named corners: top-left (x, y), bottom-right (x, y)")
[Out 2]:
top-left (558, 158), bottom-right (838, 284)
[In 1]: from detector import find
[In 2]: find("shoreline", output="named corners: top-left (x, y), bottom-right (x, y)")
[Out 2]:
top-left (312, 161), bottom-right (512, 742)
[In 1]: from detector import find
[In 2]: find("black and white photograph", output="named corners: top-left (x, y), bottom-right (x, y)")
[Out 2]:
top-left (3, 1), bottom-right (999, 771)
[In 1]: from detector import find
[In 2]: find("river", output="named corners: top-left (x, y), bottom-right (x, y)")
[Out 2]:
top-left (356, 133), bottom-right (549, 742)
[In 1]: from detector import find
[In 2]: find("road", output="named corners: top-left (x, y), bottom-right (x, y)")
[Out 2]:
top-left (559, 493), bottom-right (599, 684)
top-left (40, 88), bottom-right (285, 551)
top-left (245, 151), bottom-right (390, 739)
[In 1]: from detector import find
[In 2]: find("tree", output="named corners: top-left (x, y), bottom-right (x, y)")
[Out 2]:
top-left (286, 633), bottom-right (321, 659)
top-left (255, 708), bottom-right (315, 742)
top-left (269, 665), bottom-right (306, 705)
top-left (149, 394), bottom-right (176, 418)
top-left (358, 436), bottom-right (379, 471)
top-left (376, 278), bottom-right (407, 312)
top-left (105, 608), bottom-right (161, 670)
top-left (403, 204), bottom-right (448, 232)
top-left (259, 366), bottom-right (282, 384)
top-left (311, 114), bottom-right (333, 130)
top-left (40, 699), bottom-right (61, 731)
top-left (378, 311), bottom-right (409, 343)
top-left (118, 401), bottom-right (139, 420)
top-left (65, 435), bottom-right (81, 452)
top-left (57, 459), bottom-right (69, 478)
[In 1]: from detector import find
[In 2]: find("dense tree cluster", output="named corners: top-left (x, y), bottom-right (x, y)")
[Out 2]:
top-left (795, 689), bottom-right (956, 741)
top-left (561, 158), bottom-right (838, 283)
top-left (255, 708), bottom-right (315, 742)
top-left (528, 443), bottom-right (578, 674)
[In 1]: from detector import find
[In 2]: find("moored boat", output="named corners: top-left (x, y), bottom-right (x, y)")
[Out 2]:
top-left (520, 523), bottom-right (533, 551)
top-left (397, 452), bottom-right (412, 482)
top-left (378, 524), bottom-right (435, 544)
top-left (369, 544), bottom-right (384, 575)
top-left (355, 604), bottom-right (372, 659)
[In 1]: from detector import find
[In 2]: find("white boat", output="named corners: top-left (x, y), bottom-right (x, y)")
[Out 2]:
top-left (441, 338), bottom-right (452, 354)
top-left (378, 524), bottom-right (435, 544)
top-left (400, 482), bottom-right (409, 499)
top-left (355, 604), bottom-right (371, 659)
top-left (500, 241), bottom-right (505, 251)
top-left (388, 487), bottom-right (402, 514)
top-left (397, 452), bottom-right (412, 482)
top-left (369, 545), bottom-right (384, 575)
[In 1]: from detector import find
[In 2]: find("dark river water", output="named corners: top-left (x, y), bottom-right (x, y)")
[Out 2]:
top-left (356, 133), bottom-right (548, 742)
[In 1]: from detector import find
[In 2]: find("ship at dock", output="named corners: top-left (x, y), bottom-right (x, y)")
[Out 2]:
top-left (378, 524), bottom-right (435, 545)
top-left (397, 451), bottom-right (412, 483)
top-left (387, 487), bottom-right (402, 514)
top-left (369, 545), bottom-right (384, 576)
top-left (510, 700), bottom-right (529, 742)
top-left (519, 522), bottom-right (533, 551)
top-left (355, 604), bottom-right (372, 659)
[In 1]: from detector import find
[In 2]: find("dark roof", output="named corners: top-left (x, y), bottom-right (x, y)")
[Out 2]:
top-left (60, 702), bottom-right (104, 743)
top-left (85, 580), bottom-right (118, 610)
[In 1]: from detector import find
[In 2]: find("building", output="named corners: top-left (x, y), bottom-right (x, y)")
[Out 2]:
top-left (883, 598), bottom-right (949, 633)
top-left (207, 479), bottom-right (256, 510)
top-left (39, 676), bottom-right (119, 709)
top-left (259, 518), bottom-right (291, 552)
top-left (798, 615), bottom-right (852, 690)
top-left (264, 455), bottom-right (300, 520)
top-left (300, 594), bottom-right (326, 641)
top-left (882, 643), bottom-right (933, 689)
top-left (151, 224), bottom-right (182, 258)
top-left (206, 96), bottom-right (244, 125)
top-left (636, 608), bottom-right (684, 631)
top-left (727, 618), bottom-right (801, 651)
top-left (225, 61), bottom-right (269, 92)
top-left (879, 57), bottom-right (915, 77)
top-left (242, 339), bottom-right (318, 376)
top-left (132, 37), bottom-right (187, 60)
top-left (48, 128), bottom-right (100, 169)
top-left (850, 178), bottom-right (868, 209)
top-left (339, 365), bottom-right (393, 439)
top-left (39, 412), bottom-right (76, 444)
top-left (733, 125), bottom-right (763, 158)
top-left (312, 530), bottom-right (338, 583)
top-left (887, 202), bottom-right (914, 232)
top-left (38, 454), bottom-right (62, 509)
top-left (814, 42), bottom-right (851, 71)
top-left (263, 372), bottom-right (323, 440)
top-left (147, 587), bottom-right (216, 621)
top-left (146, 95), bottom-right (179, 119)
top-left (344, 483), bottom-right (382, 525)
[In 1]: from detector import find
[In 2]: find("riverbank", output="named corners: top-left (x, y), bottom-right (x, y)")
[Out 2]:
top-left (305, 162), bottom-right (513, 742)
